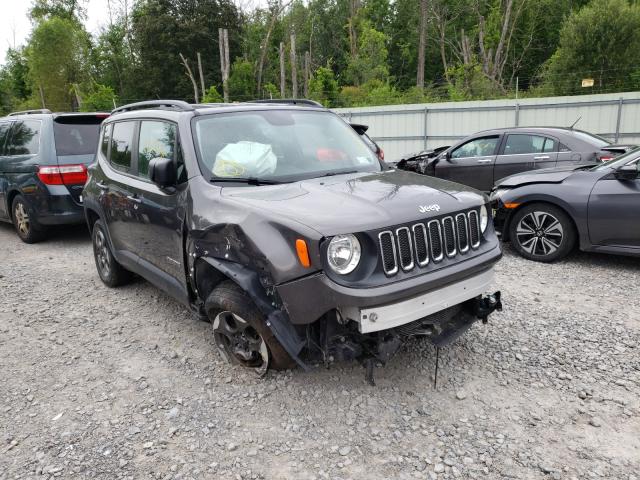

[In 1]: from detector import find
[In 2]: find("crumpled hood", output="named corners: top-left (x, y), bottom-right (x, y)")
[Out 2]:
top-left (221, 169), bottom-right (486, 236)
top-left (496, 163), bottom-right (595, 188)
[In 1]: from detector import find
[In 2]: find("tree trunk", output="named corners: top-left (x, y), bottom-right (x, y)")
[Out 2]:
top-left (257, 0), bottom-right (293, 94)
top-left (279, 42), bottom-right (286, 98)
top-left (38, 85), bottom-right (46, 109)
top-left (290, 33), bottom-right (297, 98)
top-left (416, 0), bottom-right (428, 88)
top-left (219, 28), bottom-right (230, 102)
top-left (179, 53), bottom-right (199, 103)
top-left (197, 52), bottom-right (206, 102)
top-left (304, 51), bottom-right (310, 98)
top-left (348, 0), bottom-right (359, 57)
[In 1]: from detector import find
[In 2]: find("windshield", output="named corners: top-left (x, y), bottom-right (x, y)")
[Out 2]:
top-left (193, 110), bottom-right (381, 183)
top-left (591, 147), bottom-right (640, 171)
top-left (572, 130), bottom-right (611, 148)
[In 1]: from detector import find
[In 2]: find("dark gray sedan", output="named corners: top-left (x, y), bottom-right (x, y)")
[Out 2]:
top-left (409, 127), bottom-right (634, 192)
top-left (491, 149), bottom-right (640, 262)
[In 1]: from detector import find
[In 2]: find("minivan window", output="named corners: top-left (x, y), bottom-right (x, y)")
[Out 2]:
top-left (53, 117), bottom-right (103, 156)
top-left (0, 122), bottom-right (10, 155)
top-left (101, 124), bottom-right (112, 158)
top-left (138, 121), bottom-right (176, 178)
top-left (110, 122), bottom-right (135, 171)
top-left (7, 120), bottom-right (41, 155)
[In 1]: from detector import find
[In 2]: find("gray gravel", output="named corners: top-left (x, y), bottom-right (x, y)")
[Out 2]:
top-left (1, 222), bottom-right (639, 480)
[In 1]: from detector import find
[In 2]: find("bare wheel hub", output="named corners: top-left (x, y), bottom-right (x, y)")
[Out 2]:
top-left (212, 311), bottom-right (269, 376)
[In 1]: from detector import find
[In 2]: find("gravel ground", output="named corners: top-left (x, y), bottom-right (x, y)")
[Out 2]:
top-left (1, 222), bottom-right (639, 480)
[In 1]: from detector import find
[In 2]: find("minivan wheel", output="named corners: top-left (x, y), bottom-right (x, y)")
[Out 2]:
top-left (12, 195), bottom-right (45, 243)
top-left (509, 203), bottom-right (576, 263)
top-left (205, 281), bottom-right (295, 374)
top-left (92, 219), bottom-right (131, 287)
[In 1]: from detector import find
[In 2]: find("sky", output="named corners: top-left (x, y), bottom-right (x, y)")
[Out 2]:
top-left (0, 0), bottom-right (111, 65)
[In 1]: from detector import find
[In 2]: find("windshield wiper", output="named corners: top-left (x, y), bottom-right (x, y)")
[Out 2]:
top-left (210, 177), bottom-right (283, 185)
top-left (317, 170), bottom-right (359, 178)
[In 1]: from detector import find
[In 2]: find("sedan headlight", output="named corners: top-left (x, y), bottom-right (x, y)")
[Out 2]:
top-left (480, 205), bottom-right (489, 233)
top-left (327, 234), bottom-right (361, 274)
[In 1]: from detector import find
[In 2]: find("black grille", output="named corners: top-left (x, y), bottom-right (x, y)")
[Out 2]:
top-left (412, 224), bottom-right (429, 266)
top-left (442, 217), bottom-right (456, 257)
top-left (468, 211), bottom-right (480, 247)
top-left (379, 231), bottom-right (398, 275)
top-left (456, 214), bottom-right (469, 252)
top-left (378, 208), bottom-right (482, 276)
top-left (396, 227), bottom-right (414, 271)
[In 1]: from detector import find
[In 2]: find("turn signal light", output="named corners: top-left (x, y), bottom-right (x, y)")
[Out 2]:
top-left (503, 202), bottom-right (521, 209)
top-left (295, 239), bottom-right (311, 268)
top-left (37, 164), bottom-right (88, 186)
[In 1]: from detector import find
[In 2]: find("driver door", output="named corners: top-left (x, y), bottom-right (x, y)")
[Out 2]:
top-left (435, 135), bottom-right (501, 191)
top-left (588, 159), bottom-right (640, 248)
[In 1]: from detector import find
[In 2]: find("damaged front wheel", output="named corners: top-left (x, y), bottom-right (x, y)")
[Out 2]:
top-left (205, 281), bottom-right (295, 374)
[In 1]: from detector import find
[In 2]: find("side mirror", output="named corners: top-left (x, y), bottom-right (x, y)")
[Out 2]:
top-left (614, 163), bottom-right (639, 181)
top-left (148, 157), bottom-right (176, 187)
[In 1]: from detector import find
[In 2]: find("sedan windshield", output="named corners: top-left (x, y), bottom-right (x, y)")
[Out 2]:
top-left (591, 147), bottom-right (640, 171)
top-left (193, 110), bottom-right (381, 183)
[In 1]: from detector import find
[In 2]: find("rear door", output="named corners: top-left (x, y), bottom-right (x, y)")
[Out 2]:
top-left (53, 114), bottom-right (107, 204)
top-left (435, 135), bottom-right (500, 190)
top-left (588, 158), bottom-right (640, 248)
top-left (0, 121), bottom-right (12, 219)
top-left (494, 134), bottom-right (558, 183)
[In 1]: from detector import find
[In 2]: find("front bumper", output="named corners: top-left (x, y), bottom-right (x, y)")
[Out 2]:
top-left (342, 268), bottom-right (495, 333)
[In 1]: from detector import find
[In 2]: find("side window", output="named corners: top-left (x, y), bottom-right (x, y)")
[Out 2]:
top-left (101, 124), bottom-right (112, 158)
top-left (110, 122), bottom-right (135, 171)
top-left (543, 137), bottom-right (557, 153)
top-left (503, 134), bottom-right (547, 155)
top-left (137, 121), bottom-right (176, 179)
top-left (559, 143), bottom-right (571, 152)
top-left (0, 122), bottom-right (10, 155)
top-left (451, 136), bottom-right (499, 159)
top-left (176, 143), bottom-right (187, 184)
top-left (7, 120), bottom-right (41, 155)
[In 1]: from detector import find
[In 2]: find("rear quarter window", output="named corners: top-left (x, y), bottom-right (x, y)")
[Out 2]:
top-left (110, 122), bottom-right (135, 171)
top-left (53, 117), bottom-right (104, 156)
top-left (7, 120), bottom-right (41, 156)
top-left (0, 122), bottom-right (11, 154)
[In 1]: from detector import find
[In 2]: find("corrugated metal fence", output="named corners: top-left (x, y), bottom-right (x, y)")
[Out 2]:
top-left (334, 92), bottom-right (640, 161)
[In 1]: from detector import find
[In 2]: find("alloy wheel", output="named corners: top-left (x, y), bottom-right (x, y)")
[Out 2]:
top-left (14, 202), bottom-right (30, 237)
top-left (94, 229), bottom-right (111, 278)
top-left (212, 311), bottom-right (269, 376)
top-left (516, 211), bottom-right (564, 257)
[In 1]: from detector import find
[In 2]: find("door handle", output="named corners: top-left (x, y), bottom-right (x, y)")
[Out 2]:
top-left (96, 181), bottom-right (109, 190)
top-left (126, 194), bottom-right (142, 203)
top-left (533, 155), bottom-right (550, 160)
top-left (477, 158), bottom-right (493, 163)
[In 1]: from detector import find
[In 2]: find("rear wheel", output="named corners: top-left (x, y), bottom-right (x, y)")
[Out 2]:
top-left (509, 203), bottom-right (576, 262)
top-left (92, 219), bottom-right (132, 287)
top-left (205, 281), bottom-right (294, 374)
top-left (12, 195), bottom-right (46, 243)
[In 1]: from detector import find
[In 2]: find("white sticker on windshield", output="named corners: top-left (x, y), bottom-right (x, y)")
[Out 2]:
top-left (356, 156), bottom-right (371, 165)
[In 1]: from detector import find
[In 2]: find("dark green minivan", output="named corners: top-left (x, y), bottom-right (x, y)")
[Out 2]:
top-left (0, 109), bottom-right (108, 242)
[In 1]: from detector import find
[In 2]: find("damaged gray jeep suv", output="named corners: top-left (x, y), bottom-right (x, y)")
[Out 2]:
top-left (83, 99), bottom-right (502, 378)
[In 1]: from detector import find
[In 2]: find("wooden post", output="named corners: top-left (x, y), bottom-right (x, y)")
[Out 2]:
top-left (219, 28), bottom-right (230, 102)
top-left (38, 85), bottom-right (46, 109)
top-left (279, 41), bottom-right (285, 98)
top-left (290, 33), bottom-right (297, 98)
top-left (197, 52), bottom-right (206, 102)
top-left (304, 51), bottom-right (310, 98)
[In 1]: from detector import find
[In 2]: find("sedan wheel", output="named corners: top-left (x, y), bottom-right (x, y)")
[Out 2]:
top-left (509, 203), bottom-right (576, 263)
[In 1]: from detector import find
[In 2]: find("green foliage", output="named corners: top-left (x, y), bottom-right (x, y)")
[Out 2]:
top-left (309, 66), bottom-right (339, 107)
top-left (228, 60), bottom-right (256, 101)
top-left (540, 0), bottom-right (640, 95)
top-left (261, 83), bottom-right (280, 99)
top-left (344, 23), bottom-right (390, 86)
top-left (202, 86), bottom-right (224, 103)
top-left (81, 84), bottom-right (117, 111)
top-left (446, 64), bottom-right (503, 101)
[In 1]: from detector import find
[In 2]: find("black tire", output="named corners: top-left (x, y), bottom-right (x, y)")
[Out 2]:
top-left (509, 203), bottom-right (576, 263)
top-left (92, 219), bottom-right (132, 287)
top-left (12, 195), bottom-right (46, 243)
top-left (205, 280), bottom-right (295, 372)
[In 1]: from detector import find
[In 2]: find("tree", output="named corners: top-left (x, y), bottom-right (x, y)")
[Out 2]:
top-left (81, 83), bottom-right (118, 111)
top-left (416, 0), bottom-right (427, 88)
top-left (228, 59), bottom-right (256, 101)
top-left (344, 23), bottom-right (389, 85)
top-left (541, 0), bottom-right (640, 95)
top-left (202, 86), bottom-right (224, 102)
top-left (308, 66), bottom-right (338, 106)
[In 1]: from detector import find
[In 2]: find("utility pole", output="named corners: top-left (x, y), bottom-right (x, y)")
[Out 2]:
top-left (290, 33), bottom-right (298, 98)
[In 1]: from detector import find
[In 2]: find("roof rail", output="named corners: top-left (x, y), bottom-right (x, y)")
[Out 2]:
top-left (111, 100), bottom-right (194, 115)
top-left (249, 99), bottom-right (323, 107)
top-left (8, 109), bottom-right (52, 116)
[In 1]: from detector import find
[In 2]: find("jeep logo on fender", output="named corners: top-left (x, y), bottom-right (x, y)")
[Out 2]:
top-left (418, 204), bottom-right (441, 213)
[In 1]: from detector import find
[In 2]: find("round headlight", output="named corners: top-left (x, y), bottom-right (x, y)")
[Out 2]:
top-left (480, 205), bottom-right (489, 233)
top-left (327, 234), bottom-right (361, 274)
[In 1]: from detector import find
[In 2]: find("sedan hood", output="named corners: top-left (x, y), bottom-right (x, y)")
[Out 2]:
top-left (222, 170), bottom-right (485, 236)
top-left (496, 163), bottom-right (595, 188)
